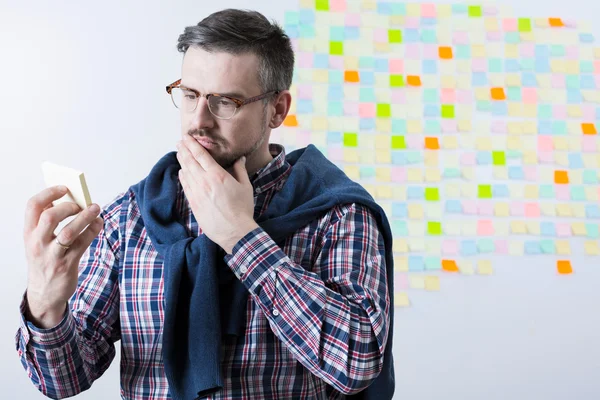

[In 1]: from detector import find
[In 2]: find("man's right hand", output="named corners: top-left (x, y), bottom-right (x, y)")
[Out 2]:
top-left (23, 186), bottom-right (104, 328)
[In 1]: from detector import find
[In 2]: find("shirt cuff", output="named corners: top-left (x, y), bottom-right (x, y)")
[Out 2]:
top-left (19, 292), bottom-right (76, 351)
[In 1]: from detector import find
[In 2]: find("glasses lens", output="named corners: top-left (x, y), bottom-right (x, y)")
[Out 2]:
top-left (208, 95), bottom-right (237, 119)
top-left (171, 88), bottom-right (198, 112)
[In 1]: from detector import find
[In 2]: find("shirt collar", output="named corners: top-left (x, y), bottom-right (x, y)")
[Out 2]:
top-left (249, 143), bottom-right (290, 195)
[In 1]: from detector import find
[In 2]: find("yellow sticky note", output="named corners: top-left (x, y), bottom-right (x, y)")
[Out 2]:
top-left (459, 260), bottom-right (475, 275)
top-left (485, 17), bottom-right (499, 31)
top-left (572, 222), bottom-right (587, 236)
top-left (344, 166), bottom-right (360, 180)
top-left (511, 221), bottom-right (527, 234)
top-left (394, 292), bottom-right (410, 307)
top-left (343, 149), bottom-right (360, 163)
top-left (376, 118), bottom-right (392, 133)
top-left (394, 256), bottom-right (409, 272)
top-left (458, 120), bottom-right (472, 132)
top-left (343, 56), bottom-right (360, 70)
top-left (505, 73), bottom-right (521, 86)
top-left (446, 184), bottom-right (461, 198)
top-left (442, 136), bottom-right (459, 149)
top-left (407, 120), bottom-right (423, 134)
top-left (523, 151), bottom-right (538, 165)
top-left (524, 185), bottom-right (539, 199)
top-left (508, 103), bottom-right (523, 117)
top-left (476, 137), bottom-right (493, 151)
top-left (572, 204), bottom-right (585, 218)
top-left (408, 204), bottom-right (424, 219)
top-left (407, 168), bottom-right (423, 183)
top-left (494, 168), bottom-right (508, 180)
top-left (505, 44), bottom-right (519, 58)
top-left (495, 202), bottom-right (510, 217)
top-left (311, 117), bottom-right (328, 131)
top-left (462, 167), bottom-right (474, 180)
top-left (509, 241), bottom-right (524, 256)
top-left (507, 122), bottom-right (523, 135)
top-left (425, 169), bottom-right (441, 182)
top-left (586, 187), bottom-right (599, 201)
top-left (360, 151), bottom-right (376, 164)
top-left (376, 167), bottom-right (391, 182)
top-left (425, 276), bottom-right (440, 291)
top-left (409, 275), bottom-right (425, 289)
top-left (375, 186), bottom-right (392, 199)
top-left (527, 221), bottom-right (541, 235)
top-left (536, 75), bottom-right (551, 88)
top-left (555, 240), bottom-right (571, 255)
top-left (523, 107), bottom-right (538, 120)
top-left (461, 183), bottom-right (477, 199)
top-left (441, 75), bottom-right (457, 88)
top-left (393, 239), bottom-right (409, 253)
top-left (541, 203), bottom-right (556, 217)
top-left (567, 105), bottom-right (583, 118)
top-left (556, 204), bottom-right (572, 217)
top-left (595, 47), bottom-right (600, 59)
top-left (584, 241), bottom-right (600, 256)
top-left (424, 151), bottom-right (439, 167)
top-left (477, 260), bottom-right (494, 275)
top-left (566, 60), bottom-right (579, 75)
top-left (375, 150), bottom-right (391, 164)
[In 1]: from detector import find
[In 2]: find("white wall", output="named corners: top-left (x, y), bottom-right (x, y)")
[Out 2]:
top-left (1, 0), bottom-right (599, 399)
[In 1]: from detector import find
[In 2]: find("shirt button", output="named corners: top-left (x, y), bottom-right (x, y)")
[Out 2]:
top-left (272, 309), bottom-right (280, 317)
top-left (240, 266), bottom-right (248, 274)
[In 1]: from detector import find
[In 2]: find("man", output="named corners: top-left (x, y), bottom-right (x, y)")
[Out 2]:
top-left (17, 9), bottom-right (395, 400)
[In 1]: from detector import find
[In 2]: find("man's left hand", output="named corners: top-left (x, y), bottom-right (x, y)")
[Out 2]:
top-left (176, 135), bottom-right (258, 254)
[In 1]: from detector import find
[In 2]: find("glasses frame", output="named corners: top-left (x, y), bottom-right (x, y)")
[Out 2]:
top-left (166, 79), bottom-right (280, 120)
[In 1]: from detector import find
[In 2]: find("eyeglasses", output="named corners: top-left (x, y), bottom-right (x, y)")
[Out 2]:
top-left (166, 79), bottom-right (279, 120)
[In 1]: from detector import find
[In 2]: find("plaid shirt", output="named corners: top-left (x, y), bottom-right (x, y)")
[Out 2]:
top-left (16, 144), bottom-right (390, 400)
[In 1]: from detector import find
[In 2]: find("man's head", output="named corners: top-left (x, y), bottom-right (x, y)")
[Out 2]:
top-left (174, 9), bottom-right (294, 172)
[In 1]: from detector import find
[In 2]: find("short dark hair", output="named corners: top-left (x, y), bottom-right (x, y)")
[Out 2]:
top-left (177, 9), bottom-right (295, 93)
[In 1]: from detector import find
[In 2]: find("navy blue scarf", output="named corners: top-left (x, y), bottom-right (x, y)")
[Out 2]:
top-left (131, 144), bottom-right (395, 400)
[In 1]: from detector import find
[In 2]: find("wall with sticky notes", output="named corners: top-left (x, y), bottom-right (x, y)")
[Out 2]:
top-left (274, 0), bottom-right (600, 398)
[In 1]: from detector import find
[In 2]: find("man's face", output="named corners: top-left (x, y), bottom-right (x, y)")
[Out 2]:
top-left (179, 47), bottom-right (270, 170)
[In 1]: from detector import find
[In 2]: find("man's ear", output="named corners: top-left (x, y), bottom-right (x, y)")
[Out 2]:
top-left (268, 90), bottom-right (292, 129)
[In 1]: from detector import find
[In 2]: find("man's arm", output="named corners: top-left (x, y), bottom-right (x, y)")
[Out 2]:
top-left (15, 194), bottom-right (123, 399)
top-left (225, 203), bottom-right (390, 395)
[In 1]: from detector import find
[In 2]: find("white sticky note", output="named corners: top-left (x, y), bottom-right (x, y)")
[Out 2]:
top-left (41, 161), bottom-right (92, 210)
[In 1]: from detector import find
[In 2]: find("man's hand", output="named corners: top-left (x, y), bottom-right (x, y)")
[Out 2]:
top-left (176, 135), bottom-right (258, 254)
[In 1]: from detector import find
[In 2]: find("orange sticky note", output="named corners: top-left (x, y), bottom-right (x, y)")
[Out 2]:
top-left (407, 75), bottom-right (422, 87)
top-left (549, 18), bottom-right (564, 27)
top-left (442, 260), bottom-right (459, 272)
top-left (491, 87), bottom-right (506, 100)
top-left (425, 137), bottom-right (440, 150)
top-left (439, 46), bottom-right (453, 59)
top-left (557, 260), bottom-right (572, 274)
top-left (582, 123), bottom-right (597, 135)
top-left (554, 170), bottom-right (569, 184)
top-left (283, 115), bottom-right (298, 127)
top-left (344, 70), bottom-right (360, 83)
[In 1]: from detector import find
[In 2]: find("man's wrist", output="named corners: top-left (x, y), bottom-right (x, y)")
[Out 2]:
top-left (222, 221), bottom-right (259, 254)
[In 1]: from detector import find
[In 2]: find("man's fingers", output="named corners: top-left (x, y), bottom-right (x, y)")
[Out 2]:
top-left (55, 204), bottom-right (102, 247)
top-left (66, 216), bottom-right (104, 259)
top-left (24, 186), bottom-right (68, 235)
top-left (182, 134), bottom-right (220, 172)
top-left (37, 202), bottom-right (86, 243)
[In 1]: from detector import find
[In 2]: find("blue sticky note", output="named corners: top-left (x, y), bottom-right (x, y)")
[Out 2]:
top-left (583, 170), bottom-right (599, 184)
top-left (285, 26), bottom-right (300, 39)
top-left (421, 29), bottom-right (437, 43)
top-left (552, 121), bottom-right (567, 135)
top-left (538, 121), bottom-right (553, 134)
top-left (539, 185), bottom-right (555, 198)
top-left (344, 27), bottom-right (360, 40)
top-left (392, 119), bottom-right (407, 134)
top-left (580, 33), bottom-right (594, 43)
top-left (391, 151), bottom-right (407, 165)
top-left (567, 89), bottom-right (582, 104)
top-left (299, 9), bottom-right (315, 24)
top-left (330, 26), bottom-right (345, 41)
top-left (538, 105), bottom-right (553, 119)
top-left (581, 75), bottom-right (596, 89)
top-left (472, 72), bottom-right (487, 86)
top-left (541, 222), bottom-right (556, 236)
top-left (445, 199), bottom-right (463, 213)
top-left (489, 58), bottom-right (503, 73)
top-left (359, 87), bottom-right (376, 102)
top-left (566, 75), bottom-right (580, 89)
top-left (422, 17), bottom-right (437, 26)
top-left (423, 60), bottom-right (437, 74)
top-left (505, 32), bottom-right (520, 44)
top-left (477, 101), bottom-right (492, 112)
top-left (423, 89), bottom-right (438, 103)
top-left (522, 73), bottom-right (537, 87)
top-left (404, 29), bottom-right (419, 43)
top-left (550, 45), bottom-right (565, 57)
top-left (297, 99), bottom-right (313, 114)
top-left (425, 256), bottom-right (441, 270)
top-left (392, 202), bottom-right (408, 218)
top-left (299, 24), bottom-right (316, 38)
top-left (425, 120), bottom-right (441, 133)
top-left (569, 153), bottom-right (584, 169)
top-left (520, 59), bottom-right (534, 71)
top-left (328, 101), bottom-right (343, 116)
top-left (359, 56), bottom-right (375, 69)
top-left (377, 2), bottom-right (394, 15)
top-left (444, 168), bottom-right (461, 178)
top-left (329, 70), bottom-right (343, 84)
top-left (375, 58), bottom-right (389, 72)
top-left (407, 186), bottom-right (423, 199)
top-left (492, 102), bottom-right (508, 116)
top-left (478, 239), bottom-right (495, 253)
top-left (587, 223), bottom-right (600, 238)
top-left (455, 45), bottom-right (471, 59)
top-left (477, 151), bottom-right (492, 165)
top-left (392, 220), bottom-right (408, 236)
top-left (409, 255), bottom-right (425, 271)
top-left (406, 151), bottom-right (422, 164)
top-left (508, 166), bottom-right (524, 180)
top-left (571, 186), bottom-right (586, 201)
top-left (460, 240), bottom-right (478, 256)
top-left (314, 53), bottom-right (329, 68)
top-left (505, 59), bottom-right (520, 72)
top-left (507, 87), bottom-right (522, 101)
top-left (360, 166), bottom-right (376, 178)
top-left (525, 241), bottom-right (541, 254)
top-left (493, 184), bottom-right (510, 197)
top-left (327, 132), bottom-right (342, 144)
top-left (585, 204), bottom-right (600, 218)
top-left (424, 104), bottom-right (440, 117)
top-left (360, 71), bottom-right (375, 86)
top-left (360, 118), bottom-right (376, 131)
top-left (535, 45), bottom-right (549, 58)
top-left (328, 85), bottom-right (343, 99)
top-left (535, 58), bottom-right (551, 73)
top-left (540, 240), bottom-right (556, 254)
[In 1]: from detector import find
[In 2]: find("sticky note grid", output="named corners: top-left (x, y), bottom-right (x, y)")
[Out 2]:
top-left (276, 1), bottom-right (600, 306)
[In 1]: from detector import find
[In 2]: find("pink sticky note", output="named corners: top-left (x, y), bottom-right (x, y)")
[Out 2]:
top-left (483, 4), bottom-right (498, 15)
top-left (522, 88), bottom-right (537, 104)
top-left (442, 240), bottom-right (458, 255)
top-left (344, 102), bottom-right (359, 116)
top-left (595, 75), bottom-right (600, 88)
top-left (524, 166), bottom-right (537, 181)
top-left (394, 272), bottom-right (409, 290)
top-left (477, 220), bottom-right (494, 235)
top-left (566, 46), bottom-right (579, 59)
top-left (390, 59), bottom-right (403, 74)
top-left (556, 223), bottom-right (572, 237)
top-left (487, 31), bottom-right (502, 41)
top-left (328, 147), bottom-right (344, 162)
top-left (298, 53), bottom-right (313, 68)
top-left (441, 89), bottom-right (456, 103)
top-left (524, 203), bottom-right (541, 218)
top-left (297, 131), bottom-right (311, 147)
top-left (538, 136), bottom-right (553, 151)
top-left (330, 0), bottom-right (347, 11)
top-left (478, 202), bottom-right (494, 216)
top-left (460, 153), bottom-right (476, 166)
top-left (405, 17), bottom-right (420, 29)
top-left (391, 167), bottom-right (406, 182)
top-left (583, 136), bottom-right (598, 152)
top-left (503, 18), bottom-right (517, 31)
top-left (329, 56), bottom-right (344, 69)
top-left (456, 90), bottom-right (473, 104)
top-left (510, 202), bottom-right (525, 216)
top-left (491, 121), bottom-right (507, 133)
top-left (562, 19), bottom-right (577, 28)
top-left (374, 28), bottom-right (388, 42)
top-left (442, 120), bottom-right (457, 132)
top-left (423, 44), bottom-right (438, 59)
top-left (421, 3), bottom-right (436, 17)
top-left (359, 103), bottom-right (376, 118)
top-left (453, 31), bottom-right (469, 45)
top-left (472, 58), bottom-right (487, 72)
top-left (582, 105), bottom-right (596, 120)
top-left (290, 39), bottom-right (299, 52)
top-left (595, 61), bottom-right (600, 74)
top-left (552, 74), bottom-right (566, 88)
top-left (406, 136), bottom-right (423, 149)
top-left (538, 152), bottom-right (553, 163)
top-left (495, 240), bottom-right (508, 254)
top-left (520, 43), bottom-right (535, 58)
top-left (553, 105), bottom-right (567, 119)
top-left (462, 200), bottom-right (478, 215)
top-left (405, 44), bottom-right (420, 59)
top-left (298, 84), bottom-right (313, 99)
top-left (555, 186), bottom-right (570, 201)
top-left (345, 13), bottom-right (361, 26)
top-left (391, 89), bottom-right (406, 103)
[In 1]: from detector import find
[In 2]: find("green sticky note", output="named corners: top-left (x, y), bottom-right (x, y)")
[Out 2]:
top-left (478, 185), bottom-right (492, 199)
top-left (468, 5), bottom-right (482, 17)
top-left (377, 103), bottom-right (391, 118)
top-left (425, 256), bottom-right (441, 270)
top-left (428, 221), bottom-right (442, 235)
top-left (315, 0), bottom-right (329, 11)
top-left (388, 29), bottom-right (402, 43)
top-left (391, 135), bottom-right (406, 149)
top-left (390, 74), bottom-right (405, 87)
top-left (329, 41), bottom-right (343, 55)
top-left (425, 187), bottom-right (440, 201)
top-left (477, 239), bottom-right (495, 253)
top-left (540, 240), bottom-right (556, 254)
top-left (343, 132), bottom-right (357, 147)
top-left (441, 104), bottom-right (455, 119)
top-left (492, 151), bottom-right (506, 166)
top-left (518, 18), bottom-right (532, 32)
